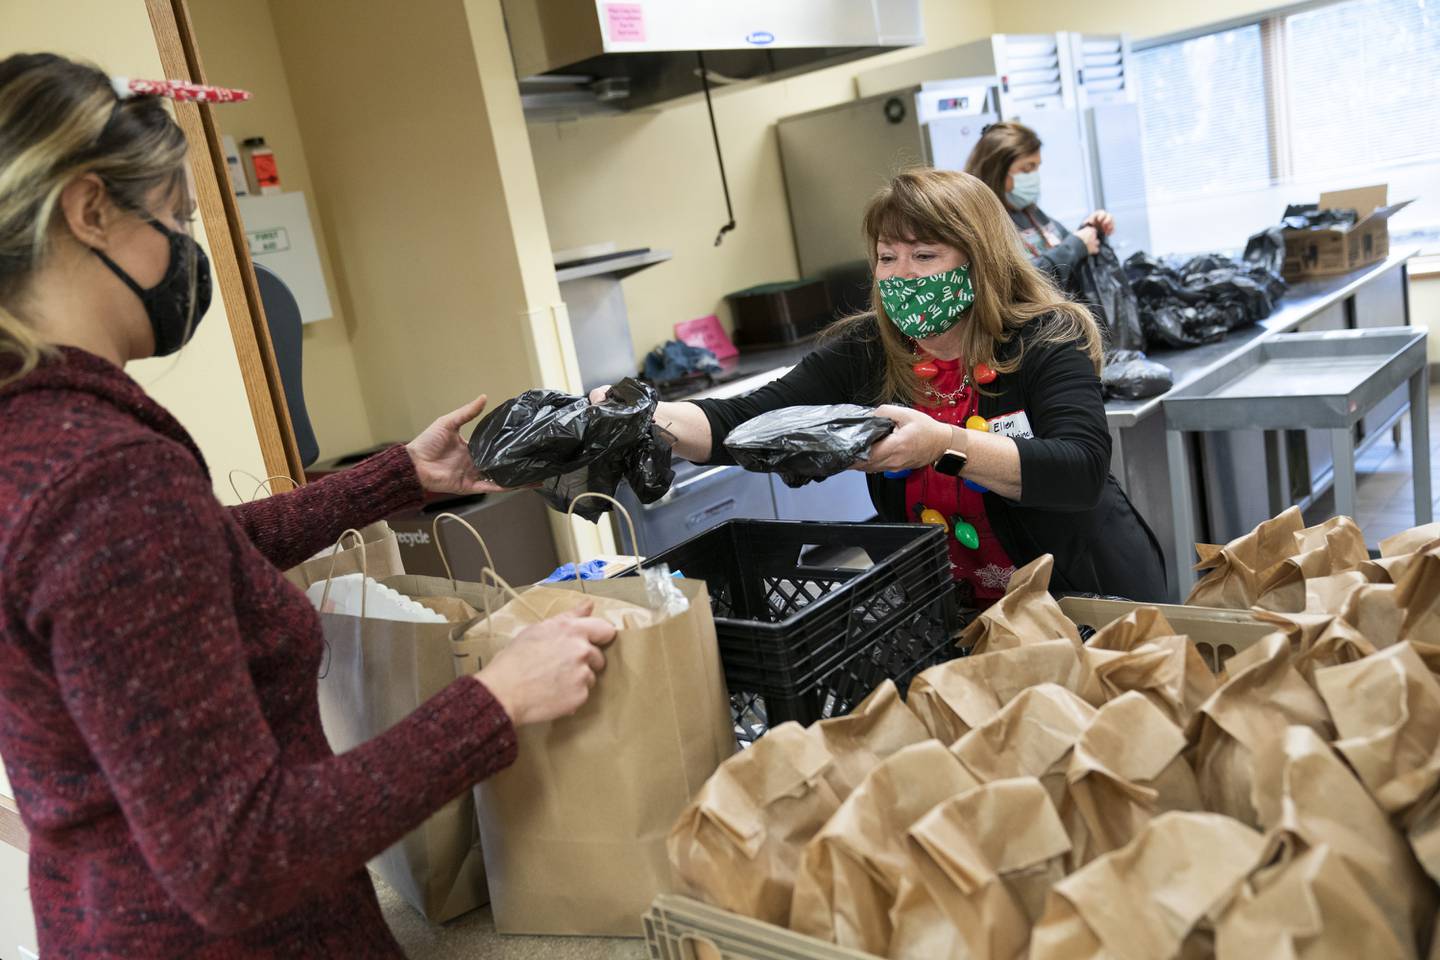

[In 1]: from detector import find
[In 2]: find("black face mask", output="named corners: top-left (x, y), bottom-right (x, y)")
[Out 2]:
top-left (93, 219), bottom-right (213, 357)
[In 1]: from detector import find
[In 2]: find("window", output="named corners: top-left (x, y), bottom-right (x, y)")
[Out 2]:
top-left (1133, 0), bottom-right (1440, 253)
top-left (1285, 0), bottom-right (1440, 180)
top-left (1133, 25), bottom-right (1271, 202)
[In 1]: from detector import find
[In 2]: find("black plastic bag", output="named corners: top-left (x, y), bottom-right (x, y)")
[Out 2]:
top-left (1076, 238), bottom-right (1146, 352)
top-left (1102, 349), bottom-right (1173, 400)
top-left (467, 378), bottom-right (673, 518)
top-left (1281, 203), bottom-right (1357, 231)
top-left (724, 405), bottom-right (895, 488)
top-left (1124, 251), bottom-right (1287, 350)
top-left (1242, 226), bottom-right (1287, 276)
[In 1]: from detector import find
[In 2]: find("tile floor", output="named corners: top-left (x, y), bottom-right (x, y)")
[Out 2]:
top-left (1300, 381), bottom-right (1439, 546)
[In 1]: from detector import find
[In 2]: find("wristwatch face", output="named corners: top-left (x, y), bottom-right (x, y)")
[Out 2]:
top-left (934, 450), bottom-right (968, 476)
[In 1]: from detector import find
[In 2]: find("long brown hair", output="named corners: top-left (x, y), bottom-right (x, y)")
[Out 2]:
top-left (964, 121), bottom-right (1042, 206)
top-left (829, 168), bottom-right (1101, 406)
top-left (0, 53), bottom-right (190, 386)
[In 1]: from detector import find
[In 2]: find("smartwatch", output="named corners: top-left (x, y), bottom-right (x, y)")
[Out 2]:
top-left (933, 449), bottom-right (968, 477)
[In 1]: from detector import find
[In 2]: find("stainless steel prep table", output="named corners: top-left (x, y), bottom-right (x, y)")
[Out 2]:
top-left (1104, 250), bottom-right (1418, 600)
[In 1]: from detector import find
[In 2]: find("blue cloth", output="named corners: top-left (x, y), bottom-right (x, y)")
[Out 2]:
top-left (644, 340), bottom-right (721, 382)
top-left (542, 559), bottom-right (609, 582)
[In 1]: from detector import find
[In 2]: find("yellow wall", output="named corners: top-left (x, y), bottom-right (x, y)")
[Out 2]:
top-left (5, 0), bottom-right (267, 505)
top-left (187, 0), bottom-right (375, 462)
top-left (990, 0), bottom-right (1284, 36)
top-left (526, 0), bottom-right (997, 366)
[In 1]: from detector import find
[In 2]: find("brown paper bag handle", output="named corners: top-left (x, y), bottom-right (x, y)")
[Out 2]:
top-left (476, 567), bottom-right (544, 635)
top-left (318, 528), bottom-right (369, 620)
top-left (227, 468), bottom-right (298, 503)
top-left (431, 512), bottom-right (497, 590)
top-left (564, 492), bottom-right (642, 594)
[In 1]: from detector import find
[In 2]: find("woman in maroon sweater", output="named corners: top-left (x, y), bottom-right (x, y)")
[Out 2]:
top-left (0, 54), bottom-right (616, 957)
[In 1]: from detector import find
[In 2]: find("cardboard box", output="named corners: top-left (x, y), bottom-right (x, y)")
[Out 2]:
top-left (1058, 596), bottom-right (1276, 675)
top-left (386, 490), bottom-right (560, 587)
top-left (1281, 183), bottom-right (1413, 280)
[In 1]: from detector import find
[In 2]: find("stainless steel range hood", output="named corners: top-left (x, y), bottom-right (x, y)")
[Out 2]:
top-left (504, 0), bottom-right (924, 118)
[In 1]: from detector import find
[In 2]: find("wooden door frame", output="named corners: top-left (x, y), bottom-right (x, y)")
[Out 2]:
top-left (144, 0), bottom-right (304, 484)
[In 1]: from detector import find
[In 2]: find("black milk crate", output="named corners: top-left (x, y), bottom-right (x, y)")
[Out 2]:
top-left (641, 520), bottom-right (962, 735)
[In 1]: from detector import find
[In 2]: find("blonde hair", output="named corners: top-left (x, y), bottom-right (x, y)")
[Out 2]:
top-left (0, 53), bottom-right (189, 386)
top-left (830, 168), bottom-right (1102, 406)
top-left (963, 121), bottom-right (1043, 205)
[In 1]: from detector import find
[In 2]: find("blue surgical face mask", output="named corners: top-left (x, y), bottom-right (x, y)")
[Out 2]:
top-left (1006, 169), bottom-right (1041, 209)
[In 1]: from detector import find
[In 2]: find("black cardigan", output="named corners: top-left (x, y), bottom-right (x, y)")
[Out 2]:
top-left (690, 318), bottom-right (1168, 601)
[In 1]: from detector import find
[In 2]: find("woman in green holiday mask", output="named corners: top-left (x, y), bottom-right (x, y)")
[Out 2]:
top-left (603, 168), bottom-right (1166, 605)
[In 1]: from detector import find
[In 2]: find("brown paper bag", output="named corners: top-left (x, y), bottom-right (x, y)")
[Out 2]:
top-left (1384, 523), bottom-right (1440, 557)
top-left (810, 680), bottom-right (929, 801)
top-left (1215, 837), bottom-right (1416, 960)
top-left (1254, 516), bottom-right (1369, 612)
top-left (1338, 581), bottom-right (1406, 647)
top-left (906, 777), bottom-right (1071, 960)
top-left (1188, 633), bottom-right (1333, 827)
top-left (468, 581), bottom-right (735, 936)
top-left (1065, 692), bottom-right (1202, 865)
top-left (285, 520), bottom-right (404, 589)
top-left (1397, 552), bottom-right (1440, 642)
top-left (949, 684), bottom-right (1097, 789)
top-left (1315, 642), bottom-right (1440, 817)
top-left (949, 684), bottom-right (1097, 865)
top-left (1301, 568), bottom-right (1377, 613)
top-left (1252, 609), bottom-right (1377, 683)
top-left (1030, 811), bottom-right (1267, 960)
top-left (1078, 637), bottom-right (1218, 727)
top-left (907, 641), bottom-right (1082, 743)
top-left (316, 571), bottom-right (498, 922)
top-left (1187, 506), bottom-right (1305, 608)
top-left (788, 740), bottom-right (977, 957)
top-left (1407, 789), bottom-right (1440, 887)
top-left (667, 722), bottom-right (843, 927)
top-left (958, 555), bottom-right (1081, 654)
top-left (1250, 725), bottom-right (1436, 951)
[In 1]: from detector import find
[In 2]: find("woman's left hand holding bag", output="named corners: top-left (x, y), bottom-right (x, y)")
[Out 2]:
top-left (405, 394), bottom-right (507, 495)
top-left (855, 404), bottom-right (953, 473)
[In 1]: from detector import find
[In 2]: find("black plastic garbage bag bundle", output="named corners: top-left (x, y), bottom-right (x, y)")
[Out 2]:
top-left (1076, 238), bottom-right (1146, 353)
top-left (467, 378), bottom-right (674, 520)
top-left (724, 405), bottom-right (895, 488)
top-left (1281, 203), bottom-right (1357, 232)
top-left (1242, 225), bottom-right (1287, 277)
top-left (1102, 349), bottom-right (1173, 401)
top-left (1124, 240), bottom-right (1287, 350)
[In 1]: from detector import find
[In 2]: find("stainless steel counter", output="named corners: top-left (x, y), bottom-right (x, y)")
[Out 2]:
top-left (1105, 250), bottom-right (1418, 429)
top-left (1106, 250), bottom-right (1419, 600)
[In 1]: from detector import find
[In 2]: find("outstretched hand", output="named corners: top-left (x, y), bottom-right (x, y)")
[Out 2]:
top-left (405, 394), bottom-right (506, 495)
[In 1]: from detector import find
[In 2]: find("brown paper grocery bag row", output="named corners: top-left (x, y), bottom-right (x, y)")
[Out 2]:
top-left (668, 526), bottom-right (1440, 960)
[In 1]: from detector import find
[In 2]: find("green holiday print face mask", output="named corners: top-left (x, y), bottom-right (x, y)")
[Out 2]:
top-left (877, 265), bottom-right (976, 339)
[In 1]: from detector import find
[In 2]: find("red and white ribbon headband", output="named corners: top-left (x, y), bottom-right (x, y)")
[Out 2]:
top-left (110, 76), bottom-right (251, 104)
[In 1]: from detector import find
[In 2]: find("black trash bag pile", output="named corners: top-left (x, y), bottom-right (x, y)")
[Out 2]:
top-left (1076, 238), bottom-right (1146, 353)
top-left (1281, 203), bottom-right (1358, 232)
top-left (466, 378), bottom-right (674, 520)
top-left (723, 405), bottom-right (895, 488)
top-left (1123, 242), bottom-right (1287, 350)
top-left (1102, 349), bottom-right (1173, 401)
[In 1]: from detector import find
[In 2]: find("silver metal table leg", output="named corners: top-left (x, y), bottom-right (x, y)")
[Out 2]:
top-left (1411, 370), bottom-right (1433, 525)
top-left (1331, 427), bottom-right (1358, 521)
top-left (1167, 429), bottom-right (1195, 602)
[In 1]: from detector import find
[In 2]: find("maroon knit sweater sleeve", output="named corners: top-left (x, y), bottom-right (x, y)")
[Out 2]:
top-left (20, 439), bottom-right (517, 935)
top-left (227, 444), bottom-right (422, 571)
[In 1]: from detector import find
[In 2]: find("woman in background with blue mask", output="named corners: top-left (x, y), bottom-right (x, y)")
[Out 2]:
top-left (965, 121), bottom-right (1115, 295)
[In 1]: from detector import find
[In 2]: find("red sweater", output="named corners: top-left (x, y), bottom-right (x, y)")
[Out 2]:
top-left (0, 347), bottom-right (517, 957)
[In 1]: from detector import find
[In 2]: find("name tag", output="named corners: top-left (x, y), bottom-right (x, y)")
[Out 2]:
top-left (989, 410), bottom-right (1034, 440)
